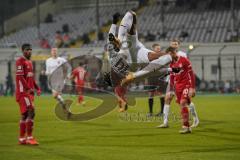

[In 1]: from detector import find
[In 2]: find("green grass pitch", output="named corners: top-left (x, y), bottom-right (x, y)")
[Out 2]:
top-left (0, 94), bottom-right (240, 160)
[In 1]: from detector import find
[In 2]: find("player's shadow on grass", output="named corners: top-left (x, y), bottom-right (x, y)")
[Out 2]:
top-left (36, 146), bottom-right (91, 160)
top-left (55, 88), bottom-right (119, 121)
top-left (199, 119), bottom-right (227, 126)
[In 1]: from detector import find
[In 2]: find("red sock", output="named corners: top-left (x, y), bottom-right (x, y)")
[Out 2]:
top-left (26, 119), bottom-right (34, 137)
top-left (181, 107), bottom-right (189, 127)
top-left (78, 95), bottom-right (83, 103)
top-left (118, 100), bottom-right (122, 108)
top-left (19, 120), bottom-right (26, 138)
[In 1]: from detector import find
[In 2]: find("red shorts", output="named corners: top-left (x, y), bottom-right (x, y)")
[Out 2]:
top-left (76, 81), bottom-right (84, 93)
top-left (175, 87), bottom-right (191, 104)
top-left (114, 86), bottom-right (127, 102)
top-left (17, 95), bottom-right (34, 114)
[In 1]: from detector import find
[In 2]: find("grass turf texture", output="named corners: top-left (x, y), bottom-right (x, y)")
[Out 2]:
top-left (0, 95), bottom-right (240, 160)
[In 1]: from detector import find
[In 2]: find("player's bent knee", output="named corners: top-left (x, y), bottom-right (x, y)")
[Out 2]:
top-left (28, 109), bottom-right (35, 119)
top-left (21, 111), bottom-right (28, 120)
top-left (180, 99), bottom-right (188, 107)
top-left (165, 94), bottom-right (173, 104)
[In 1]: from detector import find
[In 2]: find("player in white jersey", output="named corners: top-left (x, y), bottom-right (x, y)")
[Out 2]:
top-left (109, 11), bottom-right (171, 63)
top-left (157, 39), bottom-right (199, 128)
top-left (108, 11), bottom-right (176, 86)
top-left (46, 48), bottom-right (70, 112)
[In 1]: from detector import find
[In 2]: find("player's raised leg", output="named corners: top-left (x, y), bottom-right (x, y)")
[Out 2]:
top-left (121, 54), bottom-right (173, 86)
top-left (108, 13), bottom-right (121, 52)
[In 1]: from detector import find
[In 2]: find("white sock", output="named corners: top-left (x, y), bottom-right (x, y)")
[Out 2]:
top-left (118, 11), bottom-right (133, 42)
top-left (118, 25), bottom-right (128, 43)
top-left (163, 104), bottom-right (170, 125)
top-left (133, 54), bottom-right (172, 79)
top-left (189, 102), bottom-right (199, 120)
top-left (55, 95), bottom-right (64, 105)
top-left (109, 24), bottom-right (117, 37)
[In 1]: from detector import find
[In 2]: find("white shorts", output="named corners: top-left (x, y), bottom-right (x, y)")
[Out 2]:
top-left (137, 47), bottom-right (151, 64)
top-left (126, 34), bottom-right (152, 64)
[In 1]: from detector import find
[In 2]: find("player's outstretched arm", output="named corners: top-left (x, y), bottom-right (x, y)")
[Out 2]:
top-left (148, 51), bottom-right (166, 61)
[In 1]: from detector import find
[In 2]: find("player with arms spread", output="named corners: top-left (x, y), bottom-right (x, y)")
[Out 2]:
top-left (167, 46), bottom-right (196, 134)
top-left (16, 44), bottom-right (41, 145)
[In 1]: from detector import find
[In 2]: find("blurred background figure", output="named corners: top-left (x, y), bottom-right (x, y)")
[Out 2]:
top-left (39, 70), bottom-right (49, 93)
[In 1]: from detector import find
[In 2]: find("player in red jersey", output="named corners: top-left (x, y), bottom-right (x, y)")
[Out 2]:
top-left (15, 44), bottom-right (41, 145)
top-left (115, 85), bottom-right (128, 112)
top-left (70, 62), bottom-right (88, 105)
top-left (167, 46), bottom-right (196, 134)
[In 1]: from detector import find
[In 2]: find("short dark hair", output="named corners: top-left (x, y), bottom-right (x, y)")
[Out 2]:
top-left (152, 43), bottom-right (160, 49)
top-left (166, 46), bottom-right (176, 53)
top-left (79, 61), bottom-right (84, 66)
top-left (21, 43), bottom-right (32, 51)
top-left (171, 38), bottom-right (180, 44)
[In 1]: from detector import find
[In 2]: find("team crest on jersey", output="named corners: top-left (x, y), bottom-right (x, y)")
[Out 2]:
top-left (17, 66), bottom-right (22, 70)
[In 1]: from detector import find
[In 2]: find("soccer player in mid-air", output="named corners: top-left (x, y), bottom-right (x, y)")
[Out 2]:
top-left (70, 62), bottom-right (88, 106)
top-left (157, 39), bottom-right (199, 128)
top-left (46, 48), bottom-right (71, 113)
top-left (107, 12), bottom-right (129, 112)
top-left (108, 11), bottom-right (179, 86)
top-left (16, 43), bottom-right (41, 145)
top-left (107, 11), bottom-right (180, 112)
top-left (165, 46), bottom-right (196, 134)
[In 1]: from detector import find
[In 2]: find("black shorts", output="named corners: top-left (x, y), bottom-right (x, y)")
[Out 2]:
top-left (145, 76), bottom-right (168, 93)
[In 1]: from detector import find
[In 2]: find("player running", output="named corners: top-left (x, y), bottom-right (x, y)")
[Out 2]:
top-left (157, 39), bottom-right (199, 128)
top-left (70, 62), bottom-right (88, 106)
top-left (16, 44), bottom-right (41, 145)
top-left (165, 47), bottom-right (196, 134)
top-left (46, 48), bottom-right (71, 113)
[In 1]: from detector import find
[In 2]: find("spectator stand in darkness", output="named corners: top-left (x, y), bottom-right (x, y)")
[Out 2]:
top-left (145, 30), bottom-right (156, 41)
top-left (5, 74), bottom-right (14, 96)
top-left (55, 31), bottom-right (64, 48)
top-left (63, 33), bottom-right (71, 47)
top-left (82, 33), bottom-right (90, 44)
top-left (62, 24), bottom-right (69, 33)
top-left (39, 70), bottom-right (49, 93)
top-left (39, 38), bottom-right (51, 49)
top-left (44, 13), bottom-right (53, 23)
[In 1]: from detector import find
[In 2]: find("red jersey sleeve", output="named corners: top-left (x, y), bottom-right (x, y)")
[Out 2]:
top-left (16, 59), bottom-right (30, 91)
top-left (184, 58), bottom-right (195, 89)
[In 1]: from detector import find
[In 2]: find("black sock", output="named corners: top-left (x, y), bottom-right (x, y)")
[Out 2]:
top-left (148, 98), bottom-right (153, 113)
top-left (160, 97), bottom-right (165, 114)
